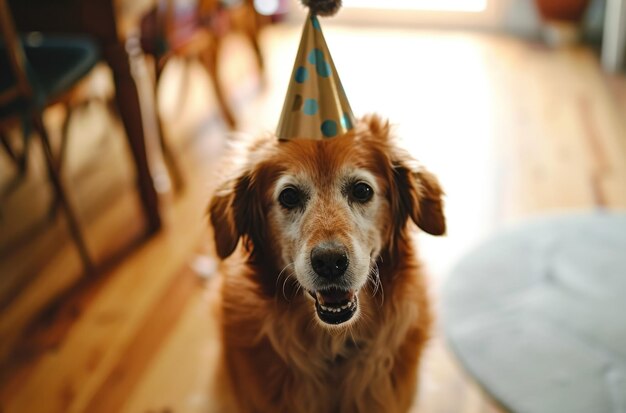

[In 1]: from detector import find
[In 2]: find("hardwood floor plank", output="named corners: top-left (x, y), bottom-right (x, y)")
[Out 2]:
top-left (83, 266), bottom-right (203, 413)
top-left (0, 191), bottom-right (142, 366)
top-left (1, 181), bottom-right (217, 413)
top-left (119, 278), bottom-right (220, 413)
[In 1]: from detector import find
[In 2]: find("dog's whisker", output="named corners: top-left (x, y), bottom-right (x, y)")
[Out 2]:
top-left (281, 271), bottom-right (295, 302)
top-left (275, 268), bottom-right (285, 292)
top-left (306, 315), bottom-right (319, 333)
top-left (371, 265), bottom-right (381, 294)
top-left (367, 265), bottom-right (376, 290)
top-left (358, 307), bottom-right (375, 332)
top-left (294, 282), bottom-right (303, 297)
top-left (276, 262), bottom-right (295, 284)
top-left (375, 263), bottom-right (384, 307)
top-left (367, 261), bottom-right (384, 307)
top-left (348, 324), bottom-right (361, 352)
top-left (281, 273), bottom-right (290, 301)
top-left (276, 262), bottom-right (296, 302)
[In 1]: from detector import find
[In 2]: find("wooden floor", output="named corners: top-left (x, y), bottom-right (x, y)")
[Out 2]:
top-left (1, 23), bottom-right (625, 413)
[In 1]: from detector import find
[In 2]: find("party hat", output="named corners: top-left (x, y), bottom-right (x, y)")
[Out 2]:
top-left (276, 1), bottom-right (355, 140)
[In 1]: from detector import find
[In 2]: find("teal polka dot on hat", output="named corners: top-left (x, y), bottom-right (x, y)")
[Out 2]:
top-left (316, 61), bottom-right (331, 78)
top-left (303, 99), bottom-right (318, 115)
top-left (308, 49), bottom-right (324, 65)
top-left (321, 120), bottom-right (338, 138)
top-left (295, 66), bottom-right (308, 83)
top-left (341, 113), bottom-right (353, 129)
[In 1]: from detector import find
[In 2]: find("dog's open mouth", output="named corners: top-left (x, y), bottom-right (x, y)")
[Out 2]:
top-left (309, 288), bottom-right (358, 325)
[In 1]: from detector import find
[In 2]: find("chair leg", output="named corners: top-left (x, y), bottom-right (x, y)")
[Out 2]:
top-left (245, 6), bottom-right (265, 74)
top-left (0, 131), bottom-right (29, 200)
top-left (1, 131), bottom-right (19, 163)
top-left (248, 31), bottom-right (264, 74)
top-left (47, 102), bottom-right (74, 219)
top-left (154, 57), bottom-right (185, 194)
top-left (199, 40), bottom-right (237, 129)
top-left (0, 132), bottom-right (26, 200)
top-left (32, 112), bottom-right (94, 273)
top-left (1, 130), bottom-right (28, 174)
top-left (58, 102), bottom-right (73, 171)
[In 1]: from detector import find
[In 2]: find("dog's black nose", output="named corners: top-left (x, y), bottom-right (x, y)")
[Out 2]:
top-left (311, 245), bottom-right (349, 279)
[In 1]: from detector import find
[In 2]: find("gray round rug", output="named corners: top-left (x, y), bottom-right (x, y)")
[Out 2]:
top-left (441, 212), bottom-right (626, 413)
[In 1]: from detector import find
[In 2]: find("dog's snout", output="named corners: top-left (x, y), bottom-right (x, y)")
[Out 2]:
top-left (311, 244), bottom-right (349, 279)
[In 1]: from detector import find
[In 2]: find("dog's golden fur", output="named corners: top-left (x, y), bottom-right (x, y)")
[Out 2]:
top-left (209, 115), bottom-right (445, 413)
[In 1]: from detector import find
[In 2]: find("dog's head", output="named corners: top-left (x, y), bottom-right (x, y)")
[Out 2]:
top-left (209, 115), bottom-right (445, 327)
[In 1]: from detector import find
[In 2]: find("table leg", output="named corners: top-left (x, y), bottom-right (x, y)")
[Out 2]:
top-left (9, 0), bottom-right (163, 234)
top-left (100, 41), bottom-right (162, 233)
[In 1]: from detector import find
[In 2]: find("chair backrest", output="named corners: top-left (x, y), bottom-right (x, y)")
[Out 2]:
top-left (140, 0), bottom-right (206, 56)
top-left (0, 0), bottom-right (32, 105)
top-left (139, 0), bottom-right (174, 56)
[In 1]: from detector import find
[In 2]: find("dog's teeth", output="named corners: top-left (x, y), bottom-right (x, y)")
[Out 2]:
top-left (319, 302), bottom-right (355, 312)
top-left (317, 295), bottom-right (359, 313)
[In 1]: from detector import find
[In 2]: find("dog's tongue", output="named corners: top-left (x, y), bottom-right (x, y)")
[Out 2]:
top-left (316, 289), bottom-right (354, 305)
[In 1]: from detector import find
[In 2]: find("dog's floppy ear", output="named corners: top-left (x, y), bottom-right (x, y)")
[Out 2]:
top-left (362, 114), bottom-right (445, 235)
top-left (414, 168), bottom-right (446, 235)
top-left (209, 179), bottom-right (240, 259)
top-left (209, 170), bottom-right (266, 259)
top-left (393, 162), bottom-right (446, 236)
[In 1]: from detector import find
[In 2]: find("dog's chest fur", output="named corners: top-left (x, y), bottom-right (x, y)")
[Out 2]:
top-left (217, 263), bottom-right (429, 413)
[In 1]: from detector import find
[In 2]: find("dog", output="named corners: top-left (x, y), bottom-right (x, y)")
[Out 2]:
top-left (208, 114), bottom-right (446, 413)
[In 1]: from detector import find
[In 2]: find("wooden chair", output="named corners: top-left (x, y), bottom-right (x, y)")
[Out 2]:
top-left (140, 0), bottom-right (265, 127)
top-left (0, 0), bottom-right (100, 272)
top-left (137, 0), bottom-right (266, 192)
top-left (198, 0), bottom-right (265, 79)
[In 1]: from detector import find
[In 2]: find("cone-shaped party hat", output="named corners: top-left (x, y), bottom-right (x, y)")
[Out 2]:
top-left (276, 1), bottom-right (355, 140)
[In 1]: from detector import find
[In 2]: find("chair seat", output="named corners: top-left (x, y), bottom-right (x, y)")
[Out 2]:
top-left (0, 34), bottom-right (99, 118)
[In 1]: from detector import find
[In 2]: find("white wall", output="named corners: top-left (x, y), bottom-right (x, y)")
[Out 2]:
top-left (286, 0), bottom-right (604, 40)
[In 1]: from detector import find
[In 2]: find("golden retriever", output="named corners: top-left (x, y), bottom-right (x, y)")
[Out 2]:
top-left (208, 114), bottom-right (445, 413)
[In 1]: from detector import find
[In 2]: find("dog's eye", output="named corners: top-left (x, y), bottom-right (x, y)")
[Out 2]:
top-left (351, 182), bottom-right (373, 203)
top-left (279, 187), bottom-right (301, 209)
